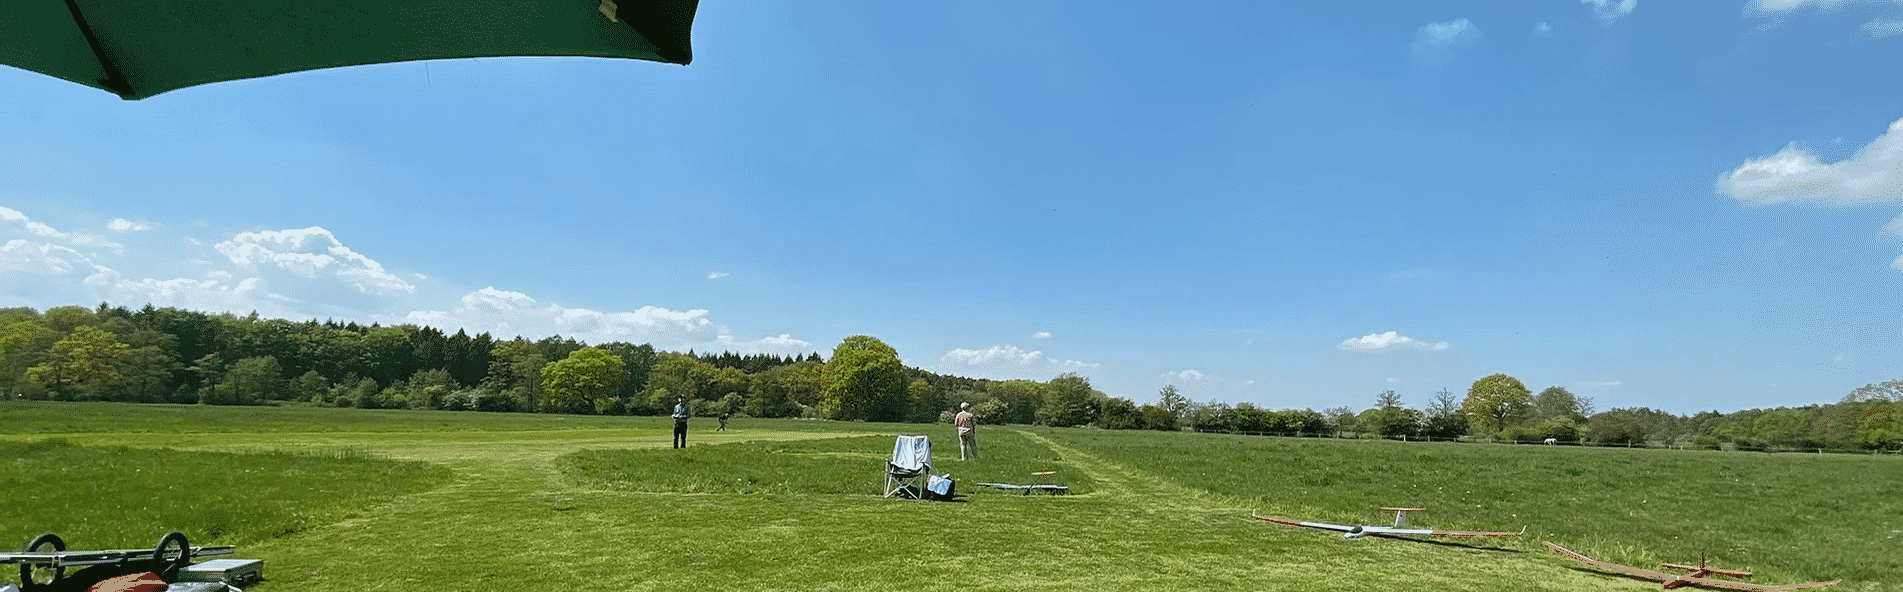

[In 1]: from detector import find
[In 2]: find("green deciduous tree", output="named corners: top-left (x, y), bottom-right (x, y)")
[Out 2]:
top-left (1532, 386), bottom-right (1592, 421)
top-left (1036, 373), bottom-right (1103, 427)
top-left (291, 369), bottom-right (331, 402)
top-left (1462, 373), bottom-right (1532, 437)
top-left (26, 325), bottom-right (129, 398)
top-left (1138, 403), bottom-right (1178, 431)
top-left (1422, 388), bottom-right (1468, 439)
top-left (1159, 384), bottom-right (1190, 422)
top-left (485, 339), bottom-right (547, 411)
top-left (985, 379), bottom-right (1044, 425)
top-left (1366, 390), bottom-right (1420, 437)
top-left (216, 355), bottom-right (285, 404)
top-left (818, 335), bottom-right (906, 421)
top-left (541, 348), bottom-right (628, 414)
top-left (745, 361), bottom-right (821, 418)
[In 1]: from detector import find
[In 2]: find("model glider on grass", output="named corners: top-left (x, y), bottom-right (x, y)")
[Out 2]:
top-left (1543, 542), bottom-right (1840, 592)
top-left (1250, 509), bottom-right (1524, 539)
top-left (0, 0), bottom-right (698, 100)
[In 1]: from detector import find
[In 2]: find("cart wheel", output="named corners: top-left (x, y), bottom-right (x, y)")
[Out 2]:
top-left (20, 533), bottom-right (66, 587)
top-left (152, 532), bottom-right (190, 579)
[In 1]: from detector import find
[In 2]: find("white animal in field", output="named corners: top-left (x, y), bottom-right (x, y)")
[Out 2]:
top-left (1543, 438), bottom-right (1557, 445)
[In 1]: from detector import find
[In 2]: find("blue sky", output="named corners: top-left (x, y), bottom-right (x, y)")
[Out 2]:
top-left (3, 1), bottom-right (1901, 415)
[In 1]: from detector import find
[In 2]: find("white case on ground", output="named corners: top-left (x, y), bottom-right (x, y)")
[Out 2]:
top-left (176, 558), bottom-right (264, 586)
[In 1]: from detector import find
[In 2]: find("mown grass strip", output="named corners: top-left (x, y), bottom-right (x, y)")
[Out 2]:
top-left (557, 430), bottom-right (1097, 496)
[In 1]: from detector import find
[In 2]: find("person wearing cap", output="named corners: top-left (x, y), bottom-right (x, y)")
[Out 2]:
top-left (954, 402), bottom-right (977, 460)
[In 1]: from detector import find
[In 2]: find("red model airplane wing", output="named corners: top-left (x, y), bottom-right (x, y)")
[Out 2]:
top-left (1668, 576), bottom-right (1843, 592)
top-left (1545, 542), bottom-right (1681, 582)
top-left (1545, 543), bottom-right (1841, 592)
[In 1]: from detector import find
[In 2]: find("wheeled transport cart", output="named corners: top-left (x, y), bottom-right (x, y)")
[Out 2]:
top-left (0, 532), bottom-right (239, 591)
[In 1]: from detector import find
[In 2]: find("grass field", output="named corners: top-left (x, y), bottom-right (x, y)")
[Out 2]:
top-left (1, 401), bottom-right (1896, 591)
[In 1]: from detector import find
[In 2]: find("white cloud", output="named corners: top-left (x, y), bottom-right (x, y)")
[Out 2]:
top-left (214, 227), bottom-right (414, 296)
top-left (1533, 22), bottom-right (1555, 37)
top-left (938, 345), bottom-right (1098, 380)
top-left (1411, 18), bottom-right (1484, 56)
top-left (710, 333), bottom-right (814, 356)
top-left (0, 206), bottom-right (123, 254)
top-left (1386, 377), bottom-right (1401, 384)
top-left (1719, 119), bottom-right (1903, 206)
top-left (1582, 0), bottom-right (1638, 24)
top-left (1861, 18), bottom-right (1903, 37)
top-left (1164, 369), bottom-right (1213, 382)
top-left (1745, 0), bottom-right (1847, 16)
top-left (107, 219), bottom-right (150, 232)
top-left (396, 286), bottom-right (716, 346)
top-left (1720, 120), bottom-right (1903, 268)
top-left (4, 206), bottom-right (809, 355)
top-left (708, 271), bottom-right (729, 279)
top-left (1337, 331), bottom-right (1451, 353)
top-left (1745, 0), bottom-right (1903, 36)
top-left (1032, 331), bottom-right (1052, 339)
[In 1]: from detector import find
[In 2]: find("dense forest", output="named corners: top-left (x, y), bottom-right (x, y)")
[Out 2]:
top-left (3, 304), bottom-right (1898, 452)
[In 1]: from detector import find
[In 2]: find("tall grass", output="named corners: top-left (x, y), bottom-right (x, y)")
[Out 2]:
top-left (1039, 428), bottom-right (1902, 585)
top-left (0, 438), bottom-right (450, 550)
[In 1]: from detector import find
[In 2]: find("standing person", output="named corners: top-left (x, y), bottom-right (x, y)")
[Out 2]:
top-left (671, 397), bottom-right (691, 449)
top-left (717, 411), bottom-right (730, 432)
top-left (954, 402), bottom-right (977, 461)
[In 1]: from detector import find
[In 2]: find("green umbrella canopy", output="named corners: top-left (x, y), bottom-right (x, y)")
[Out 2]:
top-left (0, 0), bottom-right (697, 100)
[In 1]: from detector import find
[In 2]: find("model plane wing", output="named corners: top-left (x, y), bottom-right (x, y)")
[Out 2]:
top-left (1544, 542), bottom-right (1841, 592)
top-left (1252, 513), bottom-right (1522, 539)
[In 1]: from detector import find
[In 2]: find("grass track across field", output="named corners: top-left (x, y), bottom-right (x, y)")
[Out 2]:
top-left (1, 401), bottom-right (1895, 591)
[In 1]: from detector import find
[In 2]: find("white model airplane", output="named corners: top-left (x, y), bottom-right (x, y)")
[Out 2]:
top-left (1251, 507), bottom-right (1524, 539)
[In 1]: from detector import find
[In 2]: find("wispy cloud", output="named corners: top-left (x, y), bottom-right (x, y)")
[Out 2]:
top-left (1533, 22), bottom-right (1555, 37)
top-left (1032, 331), bottom-right (1052, 339)
top-left (938, 345), bottom-right (1098, 380)
top-left (710, 332), bottom-right (814, 356)
top-left (1411, 18), bottom-right (1484, 61)
top-left (0, 206), bottom-right (123, 254)
top-left (1582, 0), bottom-right (1638, 25)
top-left (1744, 0), bottom-right (1903, 36)
top-left (1861, 18), bottom-right (1903, 37)
top-left (708, 271), bottom-right (729, 279)
top-left (1337, 331), bottom-right (1451, 353)
top-left (397, 287), bottom-right (716, 345)
top-left (2, 205), bottom-right (805, 353)
top-left (107, 218), bottom-right (151, 232)
top-left (1163, 369), bottom-right (1213, 382)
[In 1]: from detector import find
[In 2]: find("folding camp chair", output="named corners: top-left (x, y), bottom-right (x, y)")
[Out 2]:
top-left (883, 435), bottom-right (933, 499)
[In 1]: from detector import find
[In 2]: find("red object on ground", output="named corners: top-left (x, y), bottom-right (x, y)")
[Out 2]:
top-left (86, 571), bottom-right (169, 592)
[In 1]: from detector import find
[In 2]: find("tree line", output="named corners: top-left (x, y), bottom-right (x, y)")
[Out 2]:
top-left (1168, 373), bottom-right (1903, 453)
top-left (0, 304), bottom-right (1130, 424)
top-left (4, 304), bottom-right (1896, 451)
